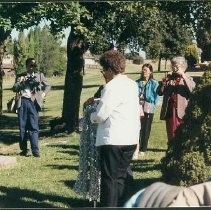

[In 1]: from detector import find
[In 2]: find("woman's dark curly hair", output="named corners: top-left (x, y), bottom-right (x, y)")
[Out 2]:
top-left (140, 63), bottom-right (154, 80)
top-left (99, 50), bottom-right (125, 74)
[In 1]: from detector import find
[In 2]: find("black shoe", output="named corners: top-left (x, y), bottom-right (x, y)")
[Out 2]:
top-left (67, 127), bottom-right (75, 134)
top-left (19, 150), bottom-right (31, 157)
top-left (33, 153), bottom-right (40, 158)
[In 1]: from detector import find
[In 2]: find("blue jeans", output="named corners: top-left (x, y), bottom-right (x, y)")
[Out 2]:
top-left (18, 97), bottom-right (39, 155)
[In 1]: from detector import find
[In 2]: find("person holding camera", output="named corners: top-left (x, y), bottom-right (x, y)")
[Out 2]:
top-left (12, 58), bottom-right (51, 157)
top-left (157, 56), bottom-right (195, 144)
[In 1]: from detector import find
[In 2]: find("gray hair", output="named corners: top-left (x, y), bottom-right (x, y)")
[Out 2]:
top-left (171, 56), bottom-right (188, 70)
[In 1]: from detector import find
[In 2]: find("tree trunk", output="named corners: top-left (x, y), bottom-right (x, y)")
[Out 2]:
top-left (198, 21), bottom-right (211, 62)
top-left (61, 30), bottom-right (87, 133)
top-left (0, 29), bottom-right (11, 115)
top-left (0, 42), bottom-right (6, 115)
top-left (0, 43), bottom-right (3, 115)
top-left (165, 58), bottom-right (167, 70)
top-left (158, 55), bottom-right (162, 72)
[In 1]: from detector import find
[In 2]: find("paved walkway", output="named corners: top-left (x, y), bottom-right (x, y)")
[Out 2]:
top-left (0, 155), bottom-right (17, 169)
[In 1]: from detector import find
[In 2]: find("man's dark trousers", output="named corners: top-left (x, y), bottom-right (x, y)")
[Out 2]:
top-left (18, 97), bottom-right (39, 155)
top-left (99, 144), bottom-right (136, 207)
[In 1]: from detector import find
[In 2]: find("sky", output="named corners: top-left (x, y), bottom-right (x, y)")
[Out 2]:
top-left (10, 19), bottom-right (71, 47)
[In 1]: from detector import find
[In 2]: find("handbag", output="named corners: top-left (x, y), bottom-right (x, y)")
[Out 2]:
top-left (7, 93), bottom-right (20, 113)
top-left (143, 101), bottom-right (153, 113)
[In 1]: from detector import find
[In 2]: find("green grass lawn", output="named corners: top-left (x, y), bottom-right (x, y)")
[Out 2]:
top-left (0, 63), bottom-right (202, 208)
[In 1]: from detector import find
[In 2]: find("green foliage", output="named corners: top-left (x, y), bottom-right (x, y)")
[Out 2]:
top-left (0, 2), bottom-right (202, 60)
top-left (178, 152), bottom-right (208, 186)
top-left (143, 10), bottom-right (192, 60)
top-left (162, 68), bottom-right (211, 186)
top-left (185, 44), bottom-right (199, 62)
top-left (185, 43), bottom-right (199, 64)
top-left (0, 2), bottom-right (210, 59)
top-left (13, 26), bottom-right (66, 76)
top-left (191, 2), bottom-right (211, 61)
top-left (13, 31), bottom-right (28, 73)
top-left (162, 151), bottom-right (208, 186)
top-left (37, 3), bottom-right (92, 39)
top-left (5, 36), bottom-right (13, 54)
top-left (37, 27), bottom-right (66, 76)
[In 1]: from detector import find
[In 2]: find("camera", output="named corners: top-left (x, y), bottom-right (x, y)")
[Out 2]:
top-left (166, 73), bottom-right (181, 81)
top-left (21, 75), bottom-right (40, 90)
top-left (139, 93), bottom-right (145, 105)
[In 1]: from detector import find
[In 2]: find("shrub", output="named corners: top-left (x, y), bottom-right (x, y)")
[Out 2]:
top-left (161, 67), bottom-right (211, 186)
top-left (125, 53), bottom-right (133, 60)
top-left (185, 44), bottom-right (199, 62)
top-left (185, 43), bottom-right (199, 70)
top-left (132, 55), bottom-right (144, 65)
top-left (162, 151), bottom-right (208, 186)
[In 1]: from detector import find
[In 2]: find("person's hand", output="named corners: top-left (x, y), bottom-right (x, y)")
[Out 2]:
top-left (41, 92), bottom-right (46, 98)
top-left (162, 72), bottom-right (171, 84)
top-left (176, 70), bottom-right (185, 76)
top-left (84, 97), bottom-right (94, 107)
top-left (20, 76), bottom-right (26, 82)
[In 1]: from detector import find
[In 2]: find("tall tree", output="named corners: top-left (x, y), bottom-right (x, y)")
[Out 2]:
top-left (28, 28), bottom-right (35, 58)
top-left (62, 31), bottom-right (88, 132)
top-left (12, 26), bottom-right (66, 76)
top-left (5, 35), bottom-right (14, 55)
top-left (193, 2), bottom-right (211, 62)
top-left (39, 26), bottom-right (66, 76)
top-left (0, 3), bottom-right (41, 114)
top-left (14, 31), bottom-right (28, 73)
top-left (0, 1), bottom-right (209, 119)
top-left (33, 26), bottom-right (42, 64)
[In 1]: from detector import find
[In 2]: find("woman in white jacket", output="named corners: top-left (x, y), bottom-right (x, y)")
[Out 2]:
top-left (90, 50), bottom-right (140, 207)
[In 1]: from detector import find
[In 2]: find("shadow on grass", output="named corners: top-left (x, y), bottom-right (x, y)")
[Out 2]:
top-left (0, 131), bottom-right (19, 145)
top-left (64, 179), bottom-right (76, 189)
top-left (132, 159), bottom-right (162, 173)
top-left (51, 84), bottom-right (102, 90)
top-left (82, 84), bottom-right (101, 89)
top-left (51, 85), bottom-right (64, 91)
top-left (47, 144), bottom-right (79, 151)
top-left (39, 116), bottom-right (56, 137)
top-left (46, 164), bottom-right (78, 171)
top-left (0, 114), bottom-right (18, 130)
top-left (64, 180), bottom-right (98, 207)
top-left (0, 186), bottom-right (92, 208)
top-left (147, 148), bottom-right (166, 152)
top-left (0, 114), bottom-right (55, 144)
top-left (59, 150), bottom-right (79, 156)
top-left (46, 144), bottom-right (79, 156)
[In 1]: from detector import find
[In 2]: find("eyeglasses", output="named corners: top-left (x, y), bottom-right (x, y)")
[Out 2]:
top-left (29, 64), bottom-right (36, 68)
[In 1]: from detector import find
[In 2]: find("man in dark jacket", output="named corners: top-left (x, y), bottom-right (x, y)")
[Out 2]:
top-left (13, 58), bottom-right (51, 157)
